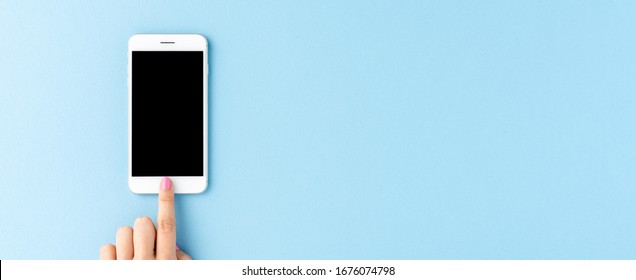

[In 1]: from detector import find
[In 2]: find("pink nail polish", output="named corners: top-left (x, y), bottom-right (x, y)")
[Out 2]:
top-left (161, 177), bottom-right (172, 191)
top-left (176, 244), bottom-right (180, 251)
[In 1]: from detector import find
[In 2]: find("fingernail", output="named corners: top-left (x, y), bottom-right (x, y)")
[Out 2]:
top-left (176, 244), bottom-right (180, 251)
top-left (161, 177), bottom-right (172, 191)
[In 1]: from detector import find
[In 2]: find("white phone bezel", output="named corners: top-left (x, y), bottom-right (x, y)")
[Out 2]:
top-left (128, 34), bottom-right (208, 194)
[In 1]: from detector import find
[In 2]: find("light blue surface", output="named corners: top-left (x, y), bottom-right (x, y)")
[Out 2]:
top-left (1, 1), bottom-right (635, 259)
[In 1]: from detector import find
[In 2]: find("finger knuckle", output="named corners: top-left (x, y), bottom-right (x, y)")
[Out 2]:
top-left (159, 196), bottom-right (174, 204)
top-left (134, 216), bottom-right (153, 226)
top-left (116, 226), bottom-right (133, 235)
top-left (158, 217), bottom-right (175, 232)
top-left (100, 244), bottom-right (114, 252)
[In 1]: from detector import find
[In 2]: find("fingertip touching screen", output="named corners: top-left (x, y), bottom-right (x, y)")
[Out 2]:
top-left (132, 51), bottom-right (203, 176)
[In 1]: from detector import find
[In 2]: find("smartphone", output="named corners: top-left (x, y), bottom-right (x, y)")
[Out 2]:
top-left (128, 34), bottom-right (208, 194)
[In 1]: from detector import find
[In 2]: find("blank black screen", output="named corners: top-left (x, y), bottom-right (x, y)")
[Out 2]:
top-left (132, 51), bottom-right (203, 176)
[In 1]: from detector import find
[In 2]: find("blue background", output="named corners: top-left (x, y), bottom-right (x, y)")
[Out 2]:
top-left (1, 1), bottom-right (635, 259)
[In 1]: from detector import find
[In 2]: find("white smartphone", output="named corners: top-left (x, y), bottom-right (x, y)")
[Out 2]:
top-left (128, 34), bottom-right (208, 194)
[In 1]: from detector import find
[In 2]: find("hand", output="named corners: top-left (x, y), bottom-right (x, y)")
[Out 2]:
top-left (99, 177), bottom-right (191, 260)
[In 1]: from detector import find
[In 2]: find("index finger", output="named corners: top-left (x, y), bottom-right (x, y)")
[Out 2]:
top-left (156, 177), bottom-right (177, 259)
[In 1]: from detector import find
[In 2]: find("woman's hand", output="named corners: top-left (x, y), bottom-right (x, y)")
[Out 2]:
top-left (99, 177), bottom-right (191, 260)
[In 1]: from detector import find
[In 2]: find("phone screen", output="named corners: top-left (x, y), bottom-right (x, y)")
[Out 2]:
top-left (132, 51), bottom-right (203, 176)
